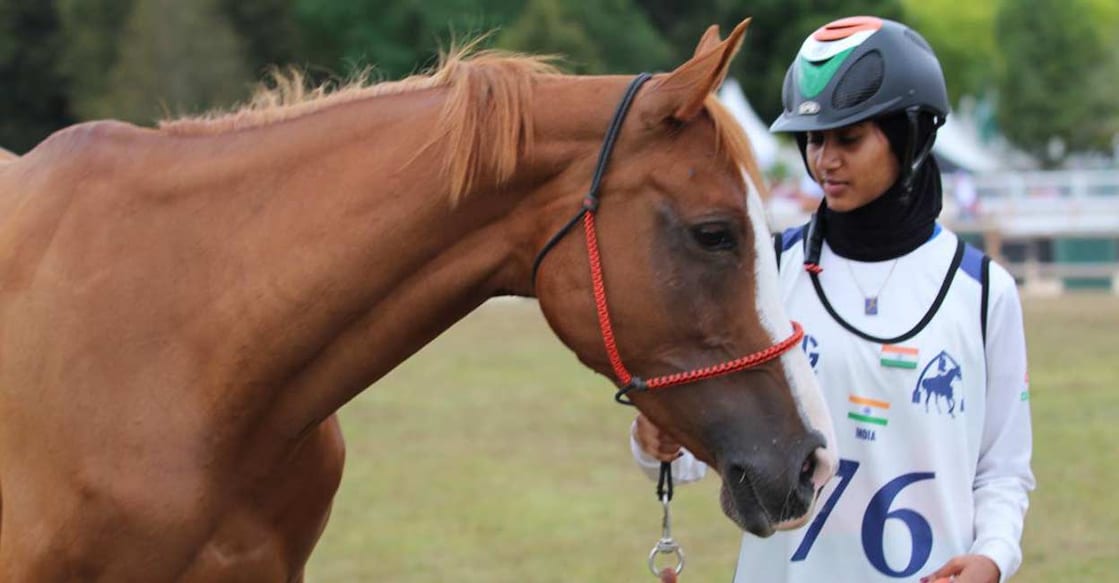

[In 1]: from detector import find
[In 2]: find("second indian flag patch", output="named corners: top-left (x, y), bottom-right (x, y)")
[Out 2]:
top-left (847, 395), bottom-right (890, 426)
top-left (880, 344), bottom-right (918, 369)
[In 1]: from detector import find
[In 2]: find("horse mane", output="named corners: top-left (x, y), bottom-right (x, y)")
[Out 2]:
top-left (159, 44), bottom-right (766, 202)
top-left (160, 42), bottom-right (561, 201)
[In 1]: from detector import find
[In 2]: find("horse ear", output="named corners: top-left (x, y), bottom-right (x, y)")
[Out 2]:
top-left (645, 19), bottom-right (750, 124)
top-left (693, 25), bottom-right (722, 58)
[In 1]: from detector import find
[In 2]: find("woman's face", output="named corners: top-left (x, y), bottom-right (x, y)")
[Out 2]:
top-left (805, 121), bottom-right (900, 212)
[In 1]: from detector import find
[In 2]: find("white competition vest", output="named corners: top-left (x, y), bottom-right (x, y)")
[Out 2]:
top-left (733, 225), bottom-right (990, 582)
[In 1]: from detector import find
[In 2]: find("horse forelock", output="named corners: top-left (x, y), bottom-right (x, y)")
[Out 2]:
top-left (159, 42), bottom-right (562, 203)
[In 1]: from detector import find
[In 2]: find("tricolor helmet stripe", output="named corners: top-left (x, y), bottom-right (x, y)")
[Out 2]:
top-left (812, 16), bottom-right (884, 42)
top-left (795, 19), bottom-right (883, 99)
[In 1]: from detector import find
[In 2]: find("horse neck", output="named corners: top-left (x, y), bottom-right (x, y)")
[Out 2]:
top-left (221, 81), bottom-right (599, 433)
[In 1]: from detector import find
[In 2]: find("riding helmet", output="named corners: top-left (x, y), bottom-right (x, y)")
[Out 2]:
top-left (769, 16), bottom-right (949, 134)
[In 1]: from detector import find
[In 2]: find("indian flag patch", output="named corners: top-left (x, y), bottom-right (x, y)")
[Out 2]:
top-left (880, 344), bottom-right (918, 369)
top-left (848, 395), bottom-right (889, 426)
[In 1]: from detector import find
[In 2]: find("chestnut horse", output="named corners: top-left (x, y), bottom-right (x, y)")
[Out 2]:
top-left (0, 21), bottom-right (835, 581)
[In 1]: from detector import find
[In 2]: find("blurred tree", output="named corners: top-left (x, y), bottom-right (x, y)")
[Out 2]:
top-left (566, 0), bottom-right (672, 73)
top-left (1085, 0), bottom-right (1119, 25)
top-left (219, 0), bottom-right (303, 74)
top-left (498, 0), bottom-right (601, 72)
top-left (633, 0), bottom-right (906, 124)
top-left (499, 0), bottom-right (671, 73)
top-left (0, 0), bottom-right (74, 152)
top-left (56, 0), bottom-right (133, 121)
top-left (292, 0), bottom-right (521, 81)
top-left (995, 0), bottom-right (1116, 165)
top-left (91, 0), bottom-right (252, 124)
top-left (902, 0), bottom-right (996, 107)
top-left (292, 0), bottom-right (665, 81)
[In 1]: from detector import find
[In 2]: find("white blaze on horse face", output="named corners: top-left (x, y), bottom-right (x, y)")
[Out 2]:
top-left (744, 181), bottom-right (838, 511)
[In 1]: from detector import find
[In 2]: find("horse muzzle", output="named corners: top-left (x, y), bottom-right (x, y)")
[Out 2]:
top-left (717, 430), bottom-right (834, 536)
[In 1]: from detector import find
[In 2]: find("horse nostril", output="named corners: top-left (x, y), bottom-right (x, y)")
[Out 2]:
top-left (799, 452), bottom-right (817, 489)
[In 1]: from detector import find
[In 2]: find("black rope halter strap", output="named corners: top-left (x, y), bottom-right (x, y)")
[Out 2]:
top-left (530, 73), bottom-right (654, 285)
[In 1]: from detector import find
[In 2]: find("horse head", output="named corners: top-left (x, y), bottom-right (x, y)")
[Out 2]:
top-left (531, 21), bottom-right (836, 536)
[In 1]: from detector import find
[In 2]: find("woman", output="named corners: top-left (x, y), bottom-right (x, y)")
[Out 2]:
top-left (632, 16), bottom-right (1034, 583)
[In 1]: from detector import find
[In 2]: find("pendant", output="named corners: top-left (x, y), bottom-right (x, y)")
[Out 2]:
top-left (864, 296), bottom-right (878, 316)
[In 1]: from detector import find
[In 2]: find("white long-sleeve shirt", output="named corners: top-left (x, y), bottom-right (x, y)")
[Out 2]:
top-left (633, 225), bottom-right (1034, 582)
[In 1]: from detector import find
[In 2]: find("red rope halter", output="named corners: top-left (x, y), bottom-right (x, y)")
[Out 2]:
top-left (530, 73), bottom-right (804, 403)
top-left (583, 211), bottom-right (805, 400)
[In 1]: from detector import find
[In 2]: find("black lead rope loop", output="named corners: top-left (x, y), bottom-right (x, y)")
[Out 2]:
top-left (529, 73), bottom-right (654, 287)
top-left (657, 461), bottom-right (674, 503)
top-left (613, 376), bottom-right (648, 405)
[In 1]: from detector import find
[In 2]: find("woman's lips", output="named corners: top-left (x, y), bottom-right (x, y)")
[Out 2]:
top-left (822, 179), bottom-right (848, 197)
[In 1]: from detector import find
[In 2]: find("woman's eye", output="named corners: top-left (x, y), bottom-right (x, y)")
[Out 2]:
top-left (690, 223), bottom-right (737, 252)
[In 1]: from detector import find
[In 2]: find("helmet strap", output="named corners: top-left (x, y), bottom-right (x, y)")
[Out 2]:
top-left (900, 107), bottom-right (942, 198)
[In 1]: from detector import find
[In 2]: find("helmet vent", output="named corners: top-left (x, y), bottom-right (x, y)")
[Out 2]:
top-left (905, 29), bottom-right (935, 55)
top-left (782, 66), bottom-right (795, 111)
top-left (832, 50), bottom-right (884, 110)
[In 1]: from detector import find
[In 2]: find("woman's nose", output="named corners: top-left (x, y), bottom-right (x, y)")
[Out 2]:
top-left (814, 142), bottom-right (841, 170)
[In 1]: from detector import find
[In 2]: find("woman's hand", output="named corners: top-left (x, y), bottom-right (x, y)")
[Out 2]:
top-left (634, 413), bottom-right (684, 462)
top-left (922, 554), bottom-right (1000, 583)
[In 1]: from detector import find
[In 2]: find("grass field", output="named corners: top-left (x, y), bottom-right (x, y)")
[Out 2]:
top-left (306, 294), bottom-right (1119, 582)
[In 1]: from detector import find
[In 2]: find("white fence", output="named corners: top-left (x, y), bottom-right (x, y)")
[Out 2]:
top-left (944, 169), bottom-right (1119, 238)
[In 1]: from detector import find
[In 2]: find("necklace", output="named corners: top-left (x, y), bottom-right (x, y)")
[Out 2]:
top-left (844, 258), bottom-right (899, 316)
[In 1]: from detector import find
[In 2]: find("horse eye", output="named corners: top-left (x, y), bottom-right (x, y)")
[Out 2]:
top-left (690, 223), bottom-right (737, 252)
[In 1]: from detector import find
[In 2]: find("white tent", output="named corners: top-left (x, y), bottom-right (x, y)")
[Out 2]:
top-left (716, 78), bottom-right (781, 172)
top-left (933, 114), bottom-right (1005, 173)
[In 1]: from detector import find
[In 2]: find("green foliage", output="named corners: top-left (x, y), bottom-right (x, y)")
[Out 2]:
top-left (291, 0), bottom-right (666, 80)
top-left (219, 0), bottom-right (303, 75)
top-left (56, 0), bottom-right (133, 120)
top-left (995, 0), bottom-right (1117, 164)
top-left (566, 0), bottom-right (673, 73)
top-left (499, 0), bottom-right (672, 74)
top-left (4, 0), bottom-right (1117, 163)
top-left (0, 0), bottom-right (73, 152)
top-left (498, 0), bottom-right (601, 72)
top-left (91, 0), bottom-right (252, 124)
top-left (292, 0), bottom-right (522, 81)
top-left (902, 0), bottom-right (997, 106)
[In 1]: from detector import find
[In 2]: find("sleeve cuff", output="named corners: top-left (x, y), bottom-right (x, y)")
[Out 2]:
top-left (970, 538), bottom-right (1021, 583)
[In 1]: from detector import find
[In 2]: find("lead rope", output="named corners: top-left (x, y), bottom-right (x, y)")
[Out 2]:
top-left (649, 461), bottom-right (684, 580)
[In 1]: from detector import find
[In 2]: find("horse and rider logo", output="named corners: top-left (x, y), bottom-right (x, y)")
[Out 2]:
top-left (912, 351), bottom-right (964, 418)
